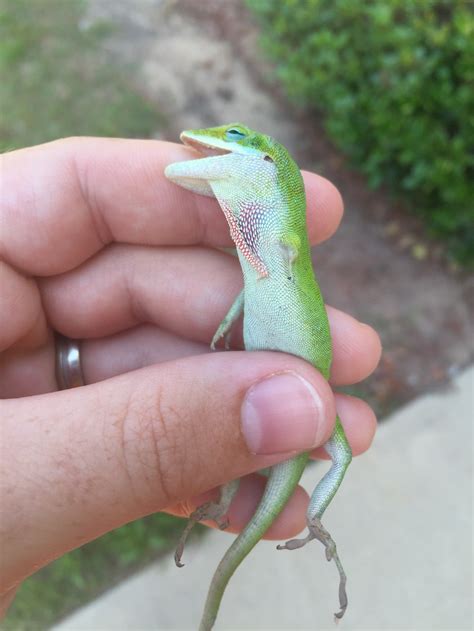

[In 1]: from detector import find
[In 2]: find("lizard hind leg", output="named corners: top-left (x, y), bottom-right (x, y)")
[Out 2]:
top-left (175, 290), bottom-right (245, 566)
top-left (277, 416), bottom-right (352, 619)
top-left (174, 479), bottom-right (240, 567)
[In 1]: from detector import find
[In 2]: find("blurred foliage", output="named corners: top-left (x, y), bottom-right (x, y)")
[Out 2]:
top-left (3, 513), bottom-right (188, 630)
top-left (248, 0), bottom-right (474, 264)
top-left (0, 0), bottom-right (159, 151)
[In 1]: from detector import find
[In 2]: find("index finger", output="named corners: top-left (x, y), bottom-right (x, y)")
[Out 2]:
top-left (0, 137), bottom-right (343, 276)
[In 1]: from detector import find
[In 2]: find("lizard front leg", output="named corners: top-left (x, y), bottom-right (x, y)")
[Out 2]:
top-left (211, 289), bottom-right (244, 350)
top-left (175, 291), bottom-right (245, 567)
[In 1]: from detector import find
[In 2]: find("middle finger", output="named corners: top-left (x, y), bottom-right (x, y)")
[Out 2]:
top-left (40, 244), bottom-right (381, 386)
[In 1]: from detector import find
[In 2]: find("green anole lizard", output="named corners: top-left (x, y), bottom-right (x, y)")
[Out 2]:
top-left (165, 124), bottom-right (352, 630)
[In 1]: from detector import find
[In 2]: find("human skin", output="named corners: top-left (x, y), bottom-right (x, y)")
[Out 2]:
top-left (0, 138), bottom-right (381, 615)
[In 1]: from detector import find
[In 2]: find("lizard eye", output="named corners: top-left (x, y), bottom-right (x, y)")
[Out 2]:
top-left (225, 128), bottom-right (246, 140)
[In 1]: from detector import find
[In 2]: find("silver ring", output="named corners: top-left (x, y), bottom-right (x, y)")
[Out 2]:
top-left (55, 333), bottom-right (85, 389)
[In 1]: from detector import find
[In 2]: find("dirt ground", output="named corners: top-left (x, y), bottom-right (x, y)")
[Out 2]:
top-left (86, 0), bottom-right (473, 416)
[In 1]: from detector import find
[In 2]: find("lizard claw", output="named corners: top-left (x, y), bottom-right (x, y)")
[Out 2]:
top-left (218, 517), bottom-right (230, 530)
top-left (174, 511), bottom-right (204, 568)
top-left (277, 516), bottom-right (348, 620)
top-left (175, 517), bottom-right (197, 567)
top-left (174, 501), bottom-right (231, 567)
top-left (276, 532), bottom-right (314, 550)
top-left (307, 516), bottom-right (348, 620)
top-left (224, 331), bottom-right (232, 350)
top-left (210, 330), bottom-right (233, 351)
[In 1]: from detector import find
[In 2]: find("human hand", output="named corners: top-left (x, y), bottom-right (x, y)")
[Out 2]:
top-left (0, 138), bottom-right (380, 612)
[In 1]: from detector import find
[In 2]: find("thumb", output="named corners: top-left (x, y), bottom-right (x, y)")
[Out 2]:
top-left (0, 350), bottom-right (335, 591)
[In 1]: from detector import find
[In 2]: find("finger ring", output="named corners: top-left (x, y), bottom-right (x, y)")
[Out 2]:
top-left (55, 333), bottom-right (85, 389)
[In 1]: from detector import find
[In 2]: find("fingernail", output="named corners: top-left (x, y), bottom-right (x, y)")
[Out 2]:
top-left (241, 372), bottom-right (328, 455)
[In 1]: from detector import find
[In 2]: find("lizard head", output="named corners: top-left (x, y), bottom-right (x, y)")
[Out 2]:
top-left (178, 123), bottom-right (277, 162)
top-left (165, 124), bottom-right (306, 278)
top-left (165, 123), bottom-right (302, 198)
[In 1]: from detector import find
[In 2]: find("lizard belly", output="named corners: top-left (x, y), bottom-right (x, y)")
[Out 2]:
top-left (242, 283), bottom-right (332, 375)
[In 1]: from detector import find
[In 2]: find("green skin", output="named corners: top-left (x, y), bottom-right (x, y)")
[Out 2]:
top-left (165, 124), bottom-right (352, 630)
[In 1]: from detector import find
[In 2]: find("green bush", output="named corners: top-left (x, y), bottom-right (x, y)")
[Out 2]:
top-left (248, 0), bottom-right (474, 264)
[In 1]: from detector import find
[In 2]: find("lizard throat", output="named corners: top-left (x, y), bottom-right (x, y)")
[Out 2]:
top-left (219, 200), bottom-right (269, 278)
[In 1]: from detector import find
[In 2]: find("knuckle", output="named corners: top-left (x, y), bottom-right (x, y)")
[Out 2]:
top-left (118, 380), bottom-right (192, 510)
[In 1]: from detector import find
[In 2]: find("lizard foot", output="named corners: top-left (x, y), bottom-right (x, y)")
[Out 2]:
top-left (308, 516), bottom-right (348, 620)
top-left (210, 329), bottom-right (233, 351)
top-left (174, 501), bottom-right (230, 568)
top-left (277, 516), bottom-right (348, 620)
top-left (276, 532), bottom-right (314, 550)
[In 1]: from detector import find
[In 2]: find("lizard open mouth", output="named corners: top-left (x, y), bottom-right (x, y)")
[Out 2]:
top-left (180, 135), bottom-right (232, 157)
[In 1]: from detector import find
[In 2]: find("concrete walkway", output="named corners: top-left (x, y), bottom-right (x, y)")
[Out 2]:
top-left (54, 368), bottom-right (473, 631)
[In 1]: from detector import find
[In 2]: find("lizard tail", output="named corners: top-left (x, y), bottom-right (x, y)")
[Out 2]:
top-left (199, 452), bottom-right (309, 631)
